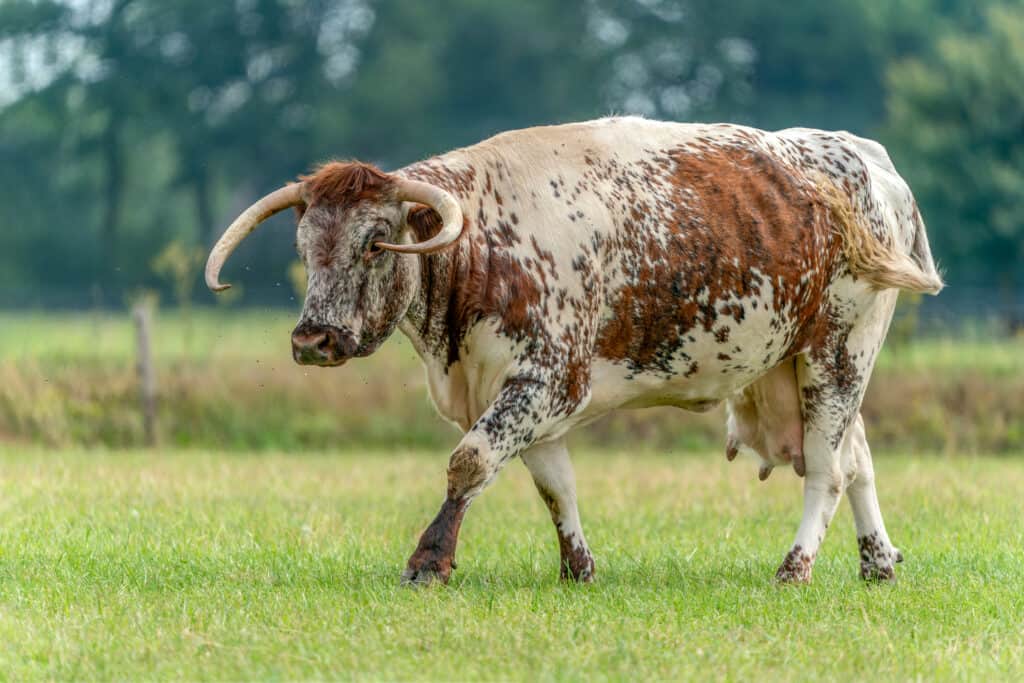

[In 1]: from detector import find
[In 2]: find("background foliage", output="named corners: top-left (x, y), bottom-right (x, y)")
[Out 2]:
top-left (1, 311), bottom-right (1020, 453)
top-left (1, 0), bottom-right (1021, 313)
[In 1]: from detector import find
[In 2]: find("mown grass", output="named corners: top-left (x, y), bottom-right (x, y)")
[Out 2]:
top-left (1, 446), bottom-right (1021, 680)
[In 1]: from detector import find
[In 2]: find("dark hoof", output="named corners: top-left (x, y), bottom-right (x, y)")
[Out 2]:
top-left (776, 568), bottom-right (812, 584)
top-left (560, 557), bottom-right (595, 583)
top-left (858, 534), bottom-right (900, 582)
top-left (400, 565), bottom-right (450, 587)
top-left (400, 553), bottom-right (454, 587)
top-left (859, 563), bottom-right (897, 582)
top-left (776, 546), bottom-right (814, 584)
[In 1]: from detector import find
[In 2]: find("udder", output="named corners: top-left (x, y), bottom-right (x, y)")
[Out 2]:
top-left (725, 358), bottom-right (805, 480)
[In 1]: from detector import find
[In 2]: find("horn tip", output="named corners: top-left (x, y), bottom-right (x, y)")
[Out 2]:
top-left (209, 282), bottom-right (232, 293)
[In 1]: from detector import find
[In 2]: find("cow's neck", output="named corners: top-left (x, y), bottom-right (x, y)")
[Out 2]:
top-left (399, 243), bottom-right (460, 368)
top-left (397, 245), bottom-right (482, 432)
top-left (395, 156), bottom-right (484, 371)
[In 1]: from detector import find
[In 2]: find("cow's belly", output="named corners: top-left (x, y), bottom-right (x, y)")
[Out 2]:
top-left (583, 353), bottom-right (767, 420)
top-left (584, 294), bottom-right (804, 419)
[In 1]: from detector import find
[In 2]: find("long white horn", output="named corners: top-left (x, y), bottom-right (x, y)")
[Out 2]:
top-left (375, 178), bottom-right (464, 254)
top-left (205, 183), bottom-right (305, 292)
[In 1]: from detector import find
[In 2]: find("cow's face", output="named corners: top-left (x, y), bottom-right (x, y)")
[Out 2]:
top-left (204, 160), bottom-right (461, 366)
top-left (290, 192), bottom-right (418, 367)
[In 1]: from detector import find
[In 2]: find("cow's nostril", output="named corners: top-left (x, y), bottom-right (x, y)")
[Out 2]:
top-left (291, 324), bottom-right (352, 365)
top-left (339, 333), bottom-right (358, 358)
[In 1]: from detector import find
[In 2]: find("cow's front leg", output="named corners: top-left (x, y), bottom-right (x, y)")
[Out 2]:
top-left (521, 439), bottom-right (594, 582)
top-left (401, 376), bottom-right (551, 586)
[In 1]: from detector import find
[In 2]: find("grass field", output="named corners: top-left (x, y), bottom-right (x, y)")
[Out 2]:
top-left (2, 446), bottom-right (1021, 680)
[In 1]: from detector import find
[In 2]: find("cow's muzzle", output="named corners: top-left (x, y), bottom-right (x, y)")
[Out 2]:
top-left (291, 323), bottom-right (357, 366)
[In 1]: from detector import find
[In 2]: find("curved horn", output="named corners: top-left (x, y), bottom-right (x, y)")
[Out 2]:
top-left (375, 178), bottom-right (464, 254)
top-left (205, 183), bottom-right (304, 292)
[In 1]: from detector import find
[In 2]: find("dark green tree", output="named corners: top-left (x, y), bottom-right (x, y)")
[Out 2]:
top-left (884, 3), bottom-right (1024, 288)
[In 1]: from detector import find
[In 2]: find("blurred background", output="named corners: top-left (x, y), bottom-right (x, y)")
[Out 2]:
top-left (0, 0), bottom-right (1020, 454)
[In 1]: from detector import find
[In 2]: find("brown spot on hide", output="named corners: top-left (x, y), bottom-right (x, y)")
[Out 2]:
top-left (399, 159), bottom-right (590, 417)
top-left (440, 223), bottom-right (544, 366)
top-left (594, 142), bottom-right (843, 373)
top-left (402, 162), bottom-right (477, 200)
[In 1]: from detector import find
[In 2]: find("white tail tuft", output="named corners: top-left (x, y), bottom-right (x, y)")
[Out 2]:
top-left (820, 179), bottom-right (944, 295)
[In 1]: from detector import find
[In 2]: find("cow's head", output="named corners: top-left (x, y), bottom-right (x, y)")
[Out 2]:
top-left (205, 161), bottom-right (463, 366)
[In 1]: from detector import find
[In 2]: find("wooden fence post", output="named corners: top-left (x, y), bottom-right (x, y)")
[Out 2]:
top-left (133, 303), bottom-right (157, 446)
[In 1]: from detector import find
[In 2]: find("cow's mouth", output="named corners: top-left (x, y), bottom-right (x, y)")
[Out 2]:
top-left (294, 354), bottom-right (349, 368)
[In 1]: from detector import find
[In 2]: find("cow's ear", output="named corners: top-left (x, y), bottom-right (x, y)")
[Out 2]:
top-left (405, 204), bottom-right (443, 242)
top-left (292, 202), bottom-right (308, 222)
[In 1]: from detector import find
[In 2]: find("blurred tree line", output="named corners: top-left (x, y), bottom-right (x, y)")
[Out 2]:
top-left (0, 0), bottom-right (1021, 308)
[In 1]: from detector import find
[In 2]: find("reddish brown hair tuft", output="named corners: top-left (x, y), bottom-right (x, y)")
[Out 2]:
top-left (301, 161), bottom-right (394, 207)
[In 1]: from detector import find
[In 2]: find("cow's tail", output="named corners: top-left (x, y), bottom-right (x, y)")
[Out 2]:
top-left (821, 179), bottom-right (944, 295)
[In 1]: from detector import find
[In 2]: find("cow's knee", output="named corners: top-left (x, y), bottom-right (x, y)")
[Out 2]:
top-left (446, 445), bottom-right (490, 501)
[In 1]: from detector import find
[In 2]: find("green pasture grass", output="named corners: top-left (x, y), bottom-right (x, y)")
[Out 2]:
top-left (874, 336), bottom-right (1024, 375)
top-left (0, 446), bottom-right (1021, 680)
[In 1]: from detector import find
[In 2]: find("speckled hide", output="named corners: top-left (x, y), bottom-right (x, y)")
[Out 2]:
top-left (289, 117), bottom-right (940, 586)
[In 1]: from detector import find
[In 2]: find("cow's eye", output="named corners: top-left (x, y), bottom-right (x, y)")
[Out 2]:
top-left (364, 229), bottom-right (388, 261)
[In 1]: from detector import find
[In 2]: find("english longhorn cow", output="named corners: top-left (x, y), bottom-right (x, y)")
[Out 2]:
top-left (206, 117), bottom-right (943, 585)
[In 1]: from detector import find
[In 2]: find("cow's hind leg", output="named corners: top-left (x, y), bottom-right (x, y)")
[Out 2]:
top-left (521, 439), bottom-right (595, 582)
top-left (845, 413), bottom-right (903, 580)
top-left (776, 385), bottom-right (847, 584)
top-left (777, 292), bottom-right (897, 584)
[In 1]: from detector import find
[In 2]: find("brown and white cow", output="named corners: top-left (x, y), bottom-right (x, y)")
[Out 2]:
top-left (205, 117), bottom-right (942, 585)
